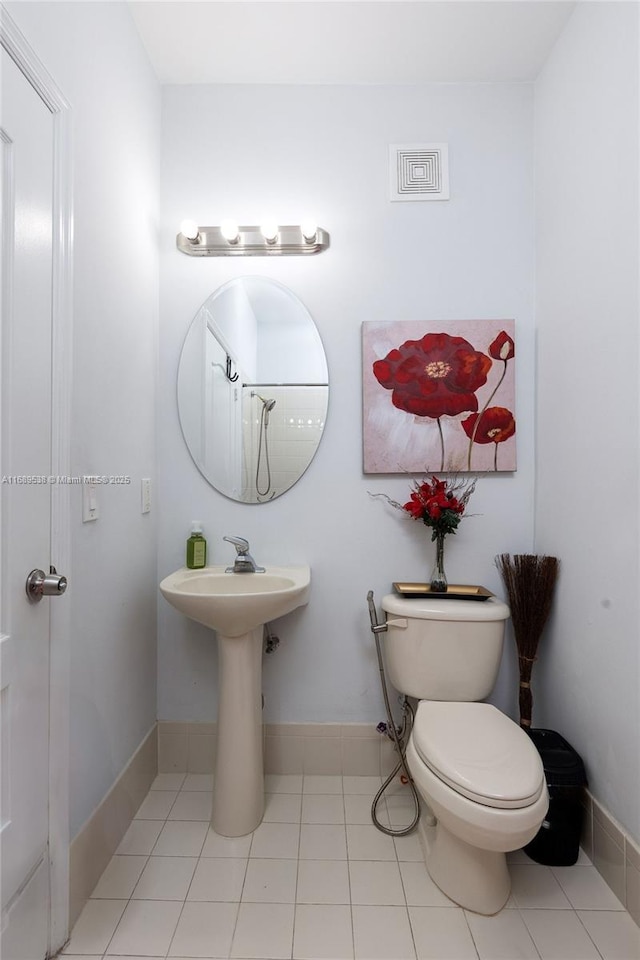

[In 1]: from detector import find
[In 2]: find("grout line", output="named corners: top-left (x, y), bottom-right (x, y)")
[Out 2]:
top-left (573, 908), bottom-right (608, 960)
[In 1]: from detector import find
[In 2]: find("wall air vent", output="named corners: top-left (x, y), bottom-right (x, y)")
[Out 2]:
top-left (389, 143), bottom-right (449, 202)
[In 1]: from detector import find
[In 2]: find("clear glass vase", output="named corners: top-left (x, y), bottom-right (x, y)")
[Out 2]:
top-left (430, 531), bottom-right (448, 593)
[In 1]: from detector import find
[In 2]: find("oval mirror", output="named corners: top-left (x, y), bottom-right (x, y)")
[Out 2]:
top-left (177, 277), bottom-right (329, 502)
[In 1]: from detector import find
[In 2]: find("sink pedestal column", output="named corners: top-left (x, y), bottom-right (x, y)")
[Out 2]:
top-left (211, 626), bottom-right (264, 836)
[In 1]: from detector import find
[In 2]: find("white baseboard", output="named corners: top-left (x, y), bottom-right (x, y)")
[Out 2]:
top-left (68, 725), bottom-right (157, 928)
top-left (581, 789), bottom-right (640, 927)
top-left (158, 721), bottom-right (398, 778)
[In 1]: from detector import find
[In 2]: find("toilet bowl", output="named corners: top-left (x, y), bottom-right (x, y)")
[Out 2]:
top-left (407, 700), bottom-right (547, 914)
top-left (380, 593), bottom-right (548, 915)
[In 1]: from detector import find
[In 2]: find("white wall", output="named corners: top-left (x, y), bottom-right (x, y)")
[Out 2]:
top-left (159, 82), bottom-right (536, 725)
top-left (534, 2), bottom-right (640, 841)
top-left (7, 1), bottom-right (161, 839)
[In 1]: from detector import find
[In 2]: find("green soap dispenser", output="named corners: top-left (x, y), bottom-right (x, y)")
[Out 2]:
top-left (186, 522), bottom-right (207, 569)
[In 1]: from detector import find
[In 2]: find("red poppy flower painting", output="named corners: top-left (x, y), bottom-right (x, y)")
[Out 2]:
top-left (462, 407), bottom-right (516, 471)
top-left (372, 333), bottom-right (491, 419)
top-left (362, 320), bottom-right (516, 473)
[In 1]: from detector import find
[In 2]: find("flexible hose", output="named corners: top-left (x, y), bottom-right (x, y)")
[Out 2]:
top-left (255, 405), bottom-right (272, 497)
top-left (367, 590), bottom-right (421, 836)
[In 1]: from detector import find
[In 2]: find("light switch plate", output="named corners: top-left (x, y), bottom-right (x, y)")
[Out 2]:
top-left (141, 477), bottom-right (151, 514)
top-left (82, 477), bottom-right (98, 522)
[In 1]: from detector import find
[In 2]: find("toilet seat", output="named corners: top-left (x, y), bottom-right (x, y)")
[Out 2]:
top-left (412, 701), bottom-right (545, 810)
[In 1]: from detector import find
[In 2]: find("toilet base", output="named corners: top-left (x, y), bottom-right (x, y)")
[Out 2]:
top-left (418, 816), bottom-right (511, 915)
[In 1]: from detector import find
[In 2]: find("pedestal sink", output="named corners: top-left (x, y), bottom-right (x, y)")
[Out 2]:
top-left (159, 565), bottom-right (310, 836)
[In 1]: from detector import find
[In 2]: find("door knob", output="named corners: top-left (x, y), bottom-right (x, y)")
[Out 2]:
top-left (25, 565), bottom-right (68, 602)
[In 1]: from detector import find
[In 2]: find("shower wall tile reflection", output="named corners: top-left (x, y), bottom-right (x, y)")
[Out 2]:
top-left (242, 386), bottom-right (328, 501)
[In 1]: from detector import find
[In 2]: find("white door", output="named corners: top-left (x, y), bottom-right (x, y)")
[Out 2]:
top-left (0, 44), bottom-right (58, 960)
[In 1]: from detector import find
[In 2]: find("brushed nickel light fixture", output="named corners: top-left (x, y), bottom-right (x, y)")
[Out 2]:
top-left (176, 219), bottom-right (330, 256)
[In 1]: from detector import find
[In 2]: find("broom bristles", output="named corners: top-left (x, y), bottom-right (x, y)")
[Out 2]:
top-left (495, 553), bottom-right (560, 728)
top-left (495, 553), bottom-right (559, 655)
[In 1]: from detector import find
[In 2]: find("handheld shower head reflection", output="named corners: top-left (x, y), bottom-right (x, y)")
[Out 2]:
top-left (252, 392), bottom-right (276, 425)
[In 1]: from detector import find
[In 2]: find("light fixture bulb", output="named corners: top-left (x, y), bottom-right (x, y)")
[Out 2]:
top-left (179, 219), bottom-right (200, 241)
top-left (301, 220), bottom-right (318, 242)
top-left (220, 220), bottom-right (240, 243)
top-left (260, 221), bottom-right (279, 244)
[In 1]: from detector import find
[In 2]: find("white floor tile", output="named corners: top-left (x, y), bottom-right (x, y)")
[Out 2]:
top-left (345, 794), bottom-right (388, 825)
top-left (134, 790), bottom-right (178, 820)
top-left (352, 904), bottom-right (416, 959)
top-left (68, 781), bottom-right (640, 960)
top-left (187, 856), bottom-right (247, 902)
top-left (400, 861), bottom-right (456, 907)
top-left (132, 856), bottom-right (197, 900)
top-left (63, 899), bottom-right (127, 955)
top-left (116, 819), bottom-right (163, 855)
top-left (509, 864), bottom-right (573, 909)
top-left (242, 857), bottom-right (297, 902)
top-left (299, 824), bottom-right (347, 860)
top-left (386, 792), bottom-right (420, 829)
top-left (577, 910), bottom-right (640, 960)
top-left (168, 790), bottom-right (212, 821)
top-left (302, 794), bottom-right (345, 824)
top-left (409, 906), bottom-right (478, 960)
top-left (293, 903), bottom-right (354, 959)
top-left (521, 909), bottom-right (601, 959)
top-left (107, 899), bottom-right (183, 956)
top-left (182, 773), bottom-right (214, 791)
top-left (394, 831), bottom-right (426, 862)
top-left (343, 775), bottom-right (382, 795)
top-left (150, 773), bottom-right (186, 791)
top-left (551, 864), bottom-right (626, 910)
top-left (303, 775), bottom-right (343, 795)
top-left (230, 902), bottom-right (295, 959)
top-left (465, 908), bottom-right (538, 959)
top-left (507, 848), bottom-right (535, 864)
top-left (346, 823), bottom-right (397, 860)
top-left (265, 773), bottom-right (303, 794)
top-left (201, 827), bottom-right (252, 859)
top-left (349, 859), bottom-right (405, 905)
top-left (153, 820), bottom-right (209, 856)
top-left (249, 820), bottom-right (299, 859)
top-left (296, 859), bottom-right (351, 904)
top-left (90, 855), bottom-right (147, 899)
top-left (168, 901), bottom-right (238, 958)
top-left (263, 792), bottom-right (302, 823)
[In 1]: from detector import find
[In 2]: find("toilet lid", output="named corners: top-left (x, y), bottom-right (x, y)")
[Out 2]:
top-left (412, 702), bottom-right (545, 809)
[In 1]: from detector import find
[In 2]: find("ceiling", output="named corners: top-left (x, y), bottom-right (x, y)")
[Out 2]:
top-left (128, 1), bottom-right (576, 85)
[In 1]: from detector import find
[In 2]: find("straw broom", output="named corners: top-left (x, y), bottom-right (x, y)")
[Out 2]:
top-left (495, 554), bottom-right (560, 729)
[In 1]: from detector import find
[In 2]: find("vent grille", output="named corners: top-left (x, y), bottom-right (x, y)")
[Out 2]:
top-left (390, 143), bottom-right (449, 202)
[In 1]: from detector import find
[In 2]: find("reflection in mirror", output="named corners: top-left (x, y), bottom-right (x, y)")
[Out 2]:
top-left (178, 277), bottom-right (329, 503)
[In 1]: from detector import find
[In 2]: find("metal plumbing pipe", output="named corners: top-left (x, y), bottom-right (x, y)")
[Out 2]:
top-left (366, 590), bottom-right (420, 836)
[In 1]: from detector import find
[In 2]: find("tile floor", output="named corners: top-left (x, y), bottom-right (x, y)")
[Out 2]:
top-left (61, 773), bottom-right (640, 960)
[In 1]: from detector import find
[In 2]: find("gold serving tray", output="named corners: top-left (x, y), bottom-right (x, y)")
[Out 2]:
top-left (393, 583), bottom-right (494, 601)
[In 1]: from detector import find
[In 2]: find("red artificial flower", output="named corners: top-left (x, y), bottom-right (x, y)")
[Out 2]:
top-left (462, 407), bottom-right (516, 445)
top-left (373, 333), bottom-right (491, 419)
top-left (403, 476), bottom-right (466, 529)
top-left (488, 331), bottom-right (515, 362)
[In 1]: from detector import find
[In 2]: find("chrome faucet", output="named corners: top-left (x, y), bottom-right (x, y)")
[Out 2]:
top-left (223, 536), bottom-right (265, 574)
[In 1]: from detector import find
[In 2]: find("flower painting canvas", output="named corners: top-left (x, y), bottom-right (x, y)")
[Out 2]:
top-left (362, 320), bottom-right (516, 473)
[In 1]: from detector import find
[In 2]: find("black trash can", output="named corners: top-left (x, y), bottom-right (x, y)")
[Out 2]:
top-left (524, 728), bottom-right (588, 866)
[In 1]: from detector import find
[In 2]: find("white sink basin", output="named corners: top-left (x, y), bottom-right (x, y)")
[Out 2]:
top-left (159, 564), bottom-right (311, 637)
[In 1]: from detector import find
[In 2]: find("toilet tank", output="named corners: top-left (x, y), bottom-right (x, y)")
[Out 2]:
top-left (380, 594), bottom-right (510, 701)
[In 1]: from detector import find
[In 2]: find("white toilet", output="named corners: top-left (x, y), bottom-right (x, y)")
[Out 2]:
top-left (381, 592), bottom-right (548, 915)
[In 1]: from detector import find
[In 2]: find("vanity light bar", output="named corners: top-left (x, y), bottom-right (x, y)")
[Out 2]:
top-left (176, 224), bottom-right (330, 257)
